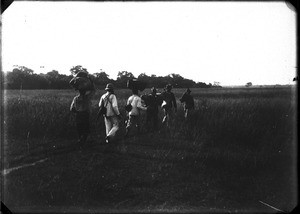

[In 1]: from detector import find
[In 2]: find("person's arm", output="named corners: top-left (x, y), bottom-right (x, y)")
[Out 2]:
top-left (70, 97), bottom-right (77, 113)
top-left (99, 96), bottom-right (103, 107)
top-left (127, 96), bottom-right (132, 105)
top-left (179, 93), bottom-right (185, 103)
top-left (137, 97), bottom-right (147, 111)
top-left (172, 93), bottom-right (177, 111)
top-left (191, 97), bottom-right (195, 109)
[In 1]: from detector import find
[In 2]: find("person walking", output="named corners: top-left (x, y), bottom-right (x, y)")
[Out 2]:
top-left (99, 83), bottom-right (121, 143)
top-left (179, 88), bottom-right (195, 119)
top-left (125, 88), bottom-right (147, 138)
top-left (70, 85), bottom-right (95, 145)
top-left (144, 87), bottom-right (160, 131)
top-left (161, 84), bottom-right (177, 128)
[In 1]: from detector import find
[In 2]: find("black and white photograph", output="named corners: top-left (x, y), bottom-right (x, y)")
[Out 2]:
top-left (1, 1), bottom-right (297, 213)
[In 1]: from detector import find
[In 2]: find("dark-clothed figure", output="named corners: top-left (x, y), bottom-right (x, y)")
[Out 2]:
top-left (180, 88), bottom-right (195, 119)
top-left (70, 87), bottom-right (95, 144)
top-left (144, 87), bottom-right (160, 131)
top-left (161, 84), bottom-right (177, 127)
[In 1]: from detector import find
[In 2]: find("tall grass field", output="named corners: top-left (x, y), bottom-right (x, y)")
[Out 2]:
top-left (2, 86), bottom-right (297, 213)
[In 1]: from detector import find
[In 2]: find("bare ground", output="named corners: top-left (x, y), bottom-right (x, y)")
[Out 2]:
top-left (2, 131), bottom-right (296, 214)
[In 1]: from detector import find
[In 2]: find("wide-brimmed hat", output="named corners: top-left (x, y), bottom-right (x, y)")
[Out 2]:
top-left (165, 84), bottom-right (172, 90)
top-left (105, 83), bottom-right (114, 91)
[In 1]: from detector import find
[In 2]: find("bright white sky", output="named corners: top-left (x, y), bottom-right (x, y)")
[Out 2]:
top-left (2, 1), bottom-right (296, 86)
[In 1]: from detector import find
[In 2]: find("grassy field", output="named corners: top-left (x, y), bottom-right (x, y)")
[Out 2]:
top-left (2, 86), bottom-right (297, 213)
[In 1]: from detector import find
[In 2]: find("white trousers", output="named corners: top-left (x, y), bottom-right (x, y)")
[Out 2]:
top-left (104, 116), bottom-right (119, 138)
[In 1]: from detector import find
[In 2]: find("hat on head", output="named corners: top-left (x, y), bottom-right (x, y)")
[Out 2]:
top-left (151, 87), bottom-right (157, 93)
top-left (105, 83), bottom-right (114, 91)
top-left (75, 71), bottom-right (88, 78)
top-left (166, 84), bottom-right (172, 90)
top-left (186, 88), bottom-right (191, 93)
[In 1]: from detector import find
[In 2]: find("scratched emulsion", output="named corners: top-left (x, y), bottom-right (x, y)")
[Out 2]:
top-left (3, 158), bottom-right (48, 176)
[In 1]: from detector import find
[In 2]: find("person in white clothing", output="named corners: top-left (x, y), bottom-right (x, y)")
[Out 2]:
top-left (99, 83), bottom-right (121, 143)
top-left (125, 89), bottom-right (147, 138)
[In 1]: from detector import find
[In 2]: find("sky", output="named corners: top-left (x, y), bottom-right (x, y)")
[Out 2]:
top-left (1, 1), bottom-right (296, 86)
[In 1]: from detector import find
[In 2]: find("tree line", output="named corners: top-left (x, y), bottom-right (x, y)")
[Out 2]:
top-left (2, 65), bottom-right (219, 90)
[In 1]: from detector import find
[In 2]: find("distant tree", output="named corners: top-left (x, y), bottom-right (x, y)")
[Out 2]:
top-left (94, 71), bottom-right (110, 80)
top-left (196, 82), bottom-right (209, 88)
top-left (169, 73), bottom-right (182, 86)
top-left (213, 81), bottom-right (220, 87)
top-left (5, 66), bottom-right (34, 89)
top-left (117, 71), bottom-right (135, 80)
top-left (70, 65), bottom-right (88, 76)
top-left (137, 72), bottom-right (149, 80)
top-left (46, 70), bottom-right (72, 89)
top-left (246, 82), bottom-right (252, 87)
top-left (116, 71), bottom-right (135, 88)
top-left (5, 66), bottom-right (72, 89)
top-left (92, 71), bottom-right (112, 88)
top-left (27, 73), bottom-right (50, 89)
top-left (17, 66), bottom-right (34, 75)
top-left (3, 66), bottom-right (216, 90)
top-left (137, 73), bottom-right (152, 85)
top-left (46, 70), bottom-right (60, 79)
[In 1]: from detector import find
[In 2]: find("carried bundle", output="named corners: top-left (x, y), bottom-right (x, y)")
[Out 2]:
top-left (127, 79), bottom-right (147, 92)
top-left (69, 72), bottom-right (93, 91)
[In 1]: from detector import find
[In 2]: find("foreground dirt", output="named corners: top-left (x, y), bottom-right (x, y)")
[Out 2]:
top-left (2, 134), bottom-right (296, 213)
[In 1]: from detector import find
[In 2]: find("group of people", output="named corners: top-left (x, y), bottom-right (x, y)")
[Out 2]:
top-left (70, 80), bottom-right (194, 144)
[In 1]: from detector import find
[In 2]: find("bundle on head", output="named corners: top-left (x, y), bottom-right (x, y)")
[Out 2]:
top-left (69, 71), bottom-right (93, 91)
top-left (127, 79), bottom-right (147, 92)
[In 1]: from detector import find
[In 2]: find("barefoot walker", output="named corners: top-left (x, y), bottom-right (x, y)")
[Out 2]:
top-left (70, 72), bottom-right (95, 144)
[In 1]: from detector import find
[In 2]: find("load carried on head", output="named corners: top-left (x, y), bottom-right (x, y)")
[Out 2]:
top-left (69, 71), bottom-right (94, 91)
top-left (127, 79), bottom-right (147, 92)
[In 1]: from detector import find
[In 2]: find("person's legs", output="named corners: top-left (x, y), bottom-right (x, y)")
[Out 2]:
top-left (163, 108), bottom-right (173, 127)
top-left (184, 108), bottom-right (188, 119)
top-left (136, 115), bottom-right (141, 134)
top-left (125, 115), bottom-right (133, 138)
top-left (76, 125), bottom-right (82, 143)
top-left (125, 115), bottom-right (139, 138)
top-left (76, 111), bottom-right (89, 144)
top-left (76, 113), bottom-right (82, 142)
top-left (83, 112), bottom-right (90, 142)
top-left (153, 113), bottom-right (158, 131)
top-left (162, 109), bottom-right (168, 126)
top-left (107, 116), bottom-right (119, 140)
top-left (104, 116), bottom-right (113, 143)
top-left (104, 117), bottom-right (112, 136)
top-left (146, 112), bottom-right (152, 131)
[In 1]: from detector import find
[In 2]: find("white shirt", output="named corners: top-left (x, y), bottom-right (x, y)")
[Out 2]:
top-left (127, 94), bottom-right (147, 116)
top-left (99, 92), bottom-right (120, 117)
